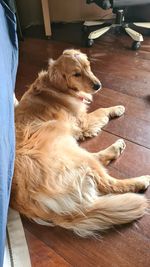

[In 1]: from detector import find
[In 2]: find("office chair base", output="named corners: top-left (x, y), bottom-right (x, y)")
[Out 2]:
top-left (125, 27), bottom-right (143, 42)
top-left (88, 25), bottom-right (111, 39)
top-left (133, 22), bottom-right (150, 29)
top-left (84, 20), bottom-right (150, 49)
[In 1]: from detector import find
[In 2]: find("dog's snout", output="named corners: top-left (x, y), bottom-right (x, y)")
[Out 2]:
top-left (93, 83), bottom-right (102, 91)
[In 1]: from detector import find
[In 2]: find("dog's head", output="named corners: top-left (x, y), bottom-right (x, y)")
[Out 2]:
top-left (48, 49), bottom-right (102, 97)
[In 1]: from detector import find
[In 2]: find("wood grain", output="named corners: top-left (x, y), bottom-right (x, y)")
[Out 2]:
top-left (24, 229), bottom-right (71, 267)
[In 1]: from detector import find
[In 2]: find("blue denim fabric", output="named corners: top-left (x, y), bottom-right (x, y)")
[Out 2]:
top-left (0, 1), bottom-right (18, 266)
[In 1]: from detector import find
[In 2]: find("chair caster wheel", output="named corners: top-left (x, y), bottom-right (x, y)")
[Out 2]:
top-left (46, 36), bottom-right (51, 40)
top-left (87, 39), bottom-right (94, 47)
top-left (132, 41), bottom-right (141, 50)
top-left (115, 26), bottom-right (122, 35)
top-left (82, 25), bottom-right (88, 32)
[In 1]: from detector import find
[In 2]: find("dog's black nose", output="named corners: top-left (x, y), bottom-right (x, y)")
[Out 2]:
top-left (93, 83), bottom-right (101, 91)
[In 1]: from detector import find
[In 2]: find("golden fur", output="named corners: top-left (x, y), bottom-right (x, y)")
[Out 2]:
top-left (11, 49), bottom-right (150, 237)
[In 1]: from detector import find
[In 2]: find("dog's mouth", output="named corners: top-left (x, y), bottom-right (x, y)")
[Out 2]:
top-left (70, 88), bottom-right (93, 104)
top-left (78, 94), bottom-right (92, 104)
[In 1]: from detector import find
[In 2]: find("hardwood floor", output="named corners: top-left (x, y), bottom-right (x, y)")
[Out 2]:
top-left (15, 24), bottom-right (150, 267)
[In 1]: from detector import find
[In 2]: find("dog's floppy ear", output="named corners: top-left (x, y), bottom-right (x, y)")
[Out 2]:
top-left (48, 58), bottom-right (55, 67)
top-left (31, 70), bottom-right (48, 95)
top-left (48, 58), bottom-right (68, 90)
top-left (48, 58), bottom-right (57, 79)
top-left (48, 58), bottom-right (60, 81)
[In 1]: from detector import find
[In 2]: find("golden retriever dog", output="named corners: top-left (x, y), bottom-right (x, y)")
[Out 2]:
top-left (11, 49), bottom-right (150, 237)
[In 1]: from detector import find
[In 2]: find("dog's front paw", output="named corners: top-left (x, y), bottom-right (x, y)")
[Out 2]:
top-left (138, 175), bottom-right (150, 190)
top-left (108, 139), bottom-right (126, 160)
top-left (114, 139), bottom-right (126, 155)
top-left (110, 105), bottom-right (125, 118)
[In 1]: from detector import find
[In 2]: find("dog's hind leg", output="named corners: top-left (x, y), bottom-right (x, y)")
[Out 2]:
top-left (97, 173), bottom-right (150, 194)
top-left (85, 155), bottom-right (150, 194)
top-left (82, 105), bottom-right (125, 138)
top-left (93, 139), bottom-right (126, 166)
top-left (90, 163), bottom-right (150, 194)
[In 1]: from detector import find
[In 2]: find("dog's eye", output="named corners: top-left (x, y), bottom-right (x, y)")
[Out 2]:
top-left (74, 72), bottom-right (81, 77)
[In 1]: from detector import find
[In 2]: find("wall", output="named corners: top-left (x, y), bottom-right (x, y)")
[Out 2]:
top-left (49, 0), bottom-right (112, 22)
top-left (16, 0), bottom-right (112, 29)
top-left (16, 0), bottom-right (43, 28)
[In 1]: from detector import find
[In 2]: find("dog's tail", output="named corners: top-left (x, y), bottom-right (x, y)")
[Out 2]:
top-left (58, 193), bottom-right (148, 237)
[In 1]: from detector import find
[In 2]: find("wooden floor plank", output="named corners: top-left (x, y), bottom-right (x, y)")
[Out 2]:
top-left (95, 73), bottom-right (150, 99)
top-left (24, 229), bottom-right (72, 267)
top-left (104, 115), bottom-right (150, 148)
top-left (23, 218), bottom-right (150, 267)
top-left (92, 88), bottom-right (150, 122)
